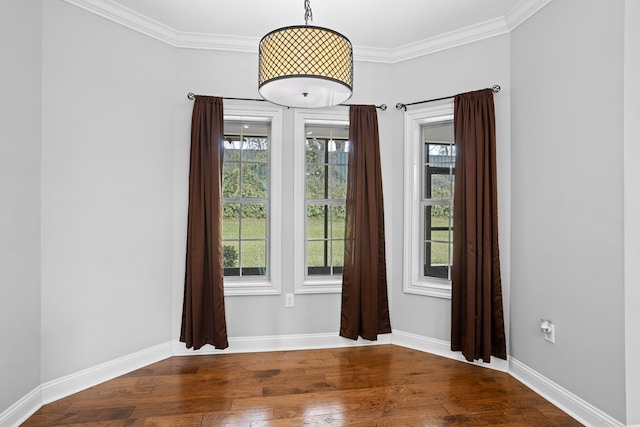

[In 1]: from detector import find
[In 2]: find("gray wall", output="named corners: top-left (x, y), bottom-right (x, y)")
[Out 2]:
top-left (510, 0), bottom-right (626, 421)
top-left (40, 0), bottom-right (176, 382)
top-left (0, 0), bottom-right (42, 415)
top-left (624, 1), bottom-right (640, 423)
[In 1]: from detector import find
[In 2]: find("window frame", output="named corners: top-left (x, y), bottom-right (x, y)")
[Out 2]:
top-left (222, 104), bottom-right (282, 296)
top-left (403, 103), bottom-right (454, 299)
top-left (294, 109), bottom-right (349, 294)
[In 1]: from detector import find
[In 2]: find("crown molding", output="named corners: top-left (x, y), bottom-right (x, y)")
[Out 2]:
top-left (63, 0), bottom-right (553, 64)
top-left (390, 17), bottom-right (510, 63)
top-left (63, 0), bottom-right (179, 45)
top-left (174, 32), bottom-right (258, 53)
top-left (505, 0), bottom-right (554, 30)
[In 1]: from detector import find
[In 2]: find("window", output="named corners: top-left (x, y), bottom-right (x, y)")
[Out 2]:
top-left (221, 105), bottom-right (282, 295)
top-left (403, 103), bottom-right (454, 298)
top-left (305, 124), bottom-right (348, 277)
top-left (294, 110), bottom-right (349, 293)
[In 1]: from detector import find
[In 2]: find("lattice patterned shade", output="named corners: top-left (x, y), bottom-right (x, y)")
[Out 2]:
top-left (259, 25), bottom-right (353, 108)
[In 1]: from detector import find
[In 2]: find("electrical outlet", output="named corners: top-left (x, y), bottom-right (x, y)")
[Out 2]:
top-left (544, 324), bottom-right (556, 343)
top-left (285, 293), bottom-right (294, 307)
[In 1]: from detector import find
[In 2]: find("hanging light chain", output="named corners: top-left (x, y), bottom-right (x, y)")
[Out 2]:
top-left (304, 0), bottom-right (313, 25)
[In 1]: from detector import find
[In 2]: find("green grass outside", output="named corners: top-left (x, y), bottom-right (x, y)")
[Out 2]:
top-left (221, 215), bottom-right (452, 269)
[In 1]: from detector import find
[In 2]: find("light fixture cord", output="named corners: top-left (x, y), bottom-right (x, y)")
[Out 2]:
top-left (304, 0), bottom-right (313, 25)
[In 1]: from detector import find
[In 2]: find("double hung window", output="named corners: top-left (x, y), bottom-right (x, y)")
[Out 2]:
top-left (294, 110), bottom-right (349, 293)
top-left (403, 103), bottom-right (455, 298)
top-left (220, 105), bottom-right (282, 295)
top-left (305, 124), bottom-right (348, 277)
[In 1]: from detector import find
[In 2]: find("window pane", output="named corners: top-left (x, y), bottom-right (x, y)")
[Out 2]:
top-left (241, 240), bottom-right (266, 276)
top-left (242, 163), bottom-right (267, 198)
top-left (330, 165), bottom-right (348, 199)
top-left (306, 165), bottom-right (326, 199)
top-left (223, 204), bottom-right (240, 239)
top-left (307, 240), bottom-right (327, 269)
top-left (331, 205), bottom-right (345, 239)
top-left (223, 162), bottom-right (240, 198)
top-left (307, 205), bottom-right (328, 239)
top-left (428, 169), bottom-right (454, 200)
top-left (424, 205), bottom-right (452, 242)
top-left (223, 241), bottom-right (240, 272)
top-left (332, 239), bottom-right (344, 267)
top-left (224, 138), bottom-right (241, 162)
top-left (424, 143), bottom-right (454, 165)
top-left (424, 241), bottom-right (451, 271)
top-left (306, 138), bottom-right (326, 164)
top-left (328, 140), bottom-right (349, 164)
top-left (241, 204), bottom-right (266, 239)
top-left (241, 137), bottom-right (268, 162)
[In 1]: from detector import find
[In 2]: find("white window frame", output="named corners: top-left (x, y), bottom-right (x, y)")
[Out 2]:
top-left (293, 109), bottom-right (349, 294)
top-left (403, 103), bottom-right (454, 299)
top-left (222, 104), bottom-right (282, 296)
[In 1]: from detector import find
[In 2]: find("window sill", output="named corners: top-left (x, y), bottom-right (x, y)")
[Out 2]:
top-left (295, 277), bottom-right (342, 294)
top-left (403, 280), bottom-right (451, 299)
top-left (224, 279), bottom-right (280, 296)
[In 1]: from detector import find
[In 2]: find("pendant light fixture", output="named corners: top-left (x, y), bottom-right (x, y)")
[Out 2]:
top-left (258, 0), bottom-right (353, 108)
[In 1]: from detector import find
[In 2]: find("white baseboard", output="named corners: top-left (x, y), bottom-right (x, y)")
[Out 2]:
top-left (509, 357), bottom-right (625, 427)
top-left (0, 386), bottom-right (42, 427)
top-left (172, 332), bottom-right (392, 355)
top-left (40, 341), bottom-right (173, 405)
top-left (391, 329), bottom-right (509, 372)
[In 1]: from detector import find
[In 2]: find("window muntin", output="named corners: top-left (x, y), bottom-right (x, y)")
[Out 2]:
top-left (305, 124), bottom-right (348, 277)
top-left (421, 122), bottom-right (454, 280)
top-left (222, 121), bottom-right (270, 278)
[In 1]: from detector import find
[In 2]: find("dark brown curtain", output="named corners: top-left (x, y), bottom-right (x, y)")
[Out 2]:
top-left (340, 105), bottom-right (392, 341)
top-left (180, 96), bottom-right (228, 350)
top-left (451, 89), bottom-right (506, 362)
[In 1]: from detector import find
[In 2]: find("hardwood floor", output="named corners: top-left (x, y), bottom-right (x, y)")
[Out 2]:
top-left (21, 345), bottom-right (582, 426)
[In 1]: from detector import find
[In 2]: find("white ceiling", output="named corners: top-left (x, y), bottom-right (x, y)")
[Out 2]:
top-left (64, 0), bottom-right (551, 62)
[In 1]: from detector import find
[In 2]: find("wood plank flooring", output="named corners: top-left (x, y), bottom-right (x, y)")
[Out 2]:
top-left (21, 345), bottom-right (583, 426)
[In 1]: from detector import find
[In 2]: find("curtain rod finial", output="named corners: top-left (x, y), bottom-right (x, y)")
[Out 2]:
top-left (187, 92), bottom-right (196, 100)
top-left (395, 103), bottom-right (407, 111)
top-left (492, 85), bottom-right (501, 93)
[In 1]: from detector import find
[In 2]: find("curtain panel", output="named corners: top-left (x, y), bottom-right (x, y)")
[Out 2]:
top-left (180, 96), bottom-right (229, 350)
top-left (451, 89), bottom-right (507, 362)
top-left (340, 105), bottom-right (392, 341)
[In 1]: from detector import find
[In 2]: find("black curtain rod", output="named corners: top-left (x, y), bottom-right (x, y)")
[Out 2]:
top-left (395, 85), bottom-right (501, 111)
top-left (187, 92), bottom-right (387, 111)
